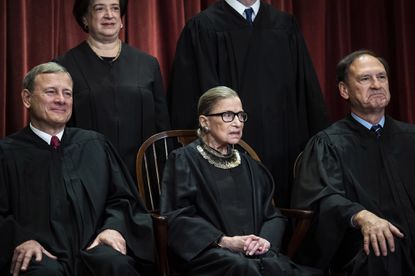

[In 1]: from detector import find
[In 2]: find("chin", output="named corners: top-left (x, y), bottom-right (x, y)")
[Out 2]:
top-left (228, 137), bottom-right (241, 145)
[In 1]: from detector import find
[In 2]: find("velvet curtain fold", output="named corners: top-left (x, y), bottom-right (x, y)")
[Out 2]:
top-left (1, 0), bottom-right (414, 137)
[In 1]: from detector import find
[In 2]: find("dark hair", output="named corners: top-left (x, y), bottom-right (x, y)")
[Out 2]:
top-left (336, 49), bottom-right (390, 84)
top-left (73, 0), bottom-right (128, 32)
top-left (23, 62), bottom-right (72, 92)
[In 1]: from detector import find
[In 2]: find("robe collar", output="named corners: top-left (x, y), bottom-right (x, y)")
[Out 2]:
top-left (30, 123), bottom-right (64, 145)
top-left (224, 0), bottom-right (260, 22)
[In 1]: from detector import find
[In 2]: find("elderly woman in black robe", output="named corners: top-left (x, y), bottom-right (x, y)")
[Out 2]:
top-left (160, 86), bottom-right (320, 275)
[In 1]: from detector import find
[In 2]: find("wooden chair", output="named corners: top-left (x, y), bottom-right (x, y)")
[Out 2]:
top-left (136, 129), bottom-right (313, 275)
top-left (287, 151), bottom-right (313, 258)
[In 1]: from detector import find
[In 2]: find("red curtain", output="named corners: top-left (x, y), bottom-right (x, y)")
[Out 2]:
top-left (1, 0), bottom-right (414, 137)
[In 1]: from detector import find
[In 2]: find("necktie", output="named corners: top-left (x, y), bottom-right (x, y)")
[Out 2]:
top-left (50, 135), bottom-right (61, 149)
top-left (244, 8), bottom-right (254, 25)
top-left (370, 124), bottom-right (382, 138)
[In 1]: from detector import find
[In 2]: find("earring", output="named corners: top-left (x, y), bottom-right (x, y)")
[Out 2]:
top-left (203, 126), bottom-right (209, 133)
top-left (83, 19), bottom-right (88, 31)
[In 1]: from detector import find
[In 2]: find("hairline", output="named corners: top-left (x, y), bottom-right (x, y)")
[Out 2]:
top-left (23, 62), bottom-right (73, 92)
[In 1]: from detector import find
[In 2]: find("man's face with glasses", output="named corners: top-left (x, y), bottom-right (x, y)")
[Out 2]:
top-left (200, 96), bottom-right (246, 152)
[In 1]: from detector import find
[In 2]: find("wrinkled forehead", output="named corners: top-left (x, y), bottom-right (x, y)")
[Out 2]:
top-left (33, 72), bottom-right (73, 88)
top-left (212, 96), bottom-right (242, 111)
top-left (349, 55), bottom-right (386, 75)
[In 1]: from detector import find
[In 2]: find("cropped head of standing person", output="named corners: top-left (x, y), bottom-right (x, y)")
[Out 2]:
top-left (167, 0), bottom-right (329, 208)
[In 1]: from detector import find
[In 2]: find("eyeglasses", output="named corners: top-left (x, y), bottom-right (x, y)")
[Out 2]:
top-left (205, 111), bottom-right (248, 122)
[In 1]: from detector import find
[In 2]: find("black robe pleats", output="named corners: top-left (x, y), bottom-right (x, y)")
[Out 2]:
top-left (0, 127), bottom-right (155, 275)
top-left (168, 1), bottom-right (328, 207)
top-left (55, 42), bottom-right (170, 179)
top-left (161, 140), bottom-right (321, 275)
top-left (292, 115), bottom-right (415, 275)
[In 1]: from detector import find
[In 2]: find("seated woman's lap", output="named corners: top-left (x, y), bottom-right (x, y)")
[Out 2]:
top-left (188, 247), bottom-right (265, 275)
top-left (188, 247), bottom-right (319, 276)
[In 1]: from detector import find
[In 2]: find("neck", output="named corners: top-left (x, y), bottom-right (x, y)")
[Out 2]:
top-left (201, 136), bottom-right (228, 155)
top-left (31, 122), bottom-right (65, 136)
top-left (87, 36), bottom-right (121, 57)
top-left (352, 109), bottom-right (385, 125)
top-left (238, 0), bottom-right (257, 6)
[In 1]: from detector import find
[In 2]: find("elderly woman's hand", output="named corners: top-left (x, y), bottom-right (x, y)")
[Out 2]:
top-left (219, 234), bottom-right (270, 255)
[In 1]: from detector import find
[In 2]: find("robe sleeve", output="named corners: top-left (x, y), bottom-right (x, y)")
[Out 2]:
top-left (97, 141), bottom-right (155, 262)
top-left (291, 133), bottom-right (364, 268)
top-left (0, 146), bottom-right (51, 269)
top-left (160, 151), bottom-right (223, 262)
top-left (168, 19), bottom-right (219, 129)
top-left (151, 58), bottom-right (171, 132)
top-left (0, 148), bottom-right (30, 267)
top-left (253, 160), bottom-right (287, 250)
top-left (290, 18), bottom-right (329, 137)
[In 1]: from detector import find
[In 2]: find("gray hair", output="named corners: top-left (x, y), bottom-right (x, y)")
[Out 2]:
top-left (197, 86), bottom-right (239, 116)
top-left (197, 86), bottom-right (240, 137)
top-left (23, 62), bottom-right (72, 92)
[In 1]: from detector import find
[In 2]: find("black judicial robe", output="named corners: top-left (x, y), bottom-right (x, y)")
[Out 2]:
top-left (160, 140), bottom-right (320, 275)
top-left (55, 42), bottom-right (170, 180)
top-left (168, 1), bottom-right (329, 207)
top-left (291, 115), bottom-right (415, 275)
top-left (0, 127), bottom-right (155, 275)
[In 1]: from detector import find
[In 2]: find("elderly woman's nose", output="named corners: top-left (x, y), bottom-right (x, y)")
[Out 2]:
top-left (232, 117), bottom-right (243, 126)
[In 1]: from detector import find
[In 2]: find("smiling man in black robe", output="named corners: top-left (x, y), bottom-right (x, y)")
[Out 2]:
top-left (291, 50), bottom-right (415, 275)
top-left (0, 62), bottom-right (154, 276)
top-left (168, 0), bottom-right (329, 207)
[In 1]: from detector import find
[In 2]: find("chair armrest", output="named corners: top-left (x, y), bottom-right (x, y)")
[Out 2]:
top-left (279, 208), bottom-right (314, 258)
top-left (151, 213), bottom-right (170, 276)
top-left (279, 208), bottom-right (313, 219)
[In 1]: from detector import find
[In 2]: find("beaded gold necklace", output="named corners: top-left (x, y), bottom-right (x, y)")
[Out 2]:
top-left (86, 38), bottom-right (122, 62)
top-left (197, 141), bottom-right (241, 169)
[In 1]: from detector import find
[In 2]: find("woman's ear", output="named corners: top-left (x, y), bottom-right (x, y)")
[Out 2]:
top-left (199, 115), bottom-right (208, 129)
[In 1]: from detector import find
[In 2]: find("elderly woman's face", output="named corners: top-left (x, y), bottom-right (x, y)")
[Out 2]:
top-left (202, 97), bottom-right (245, 149)
top-left (84, 0), bottom-right (122, 41)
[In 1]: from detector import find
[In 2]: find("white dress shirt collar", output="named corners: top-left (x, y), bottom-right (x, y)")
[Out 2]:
top-left (351, 113), bottom-right (385, 130)
top-left (30, 123), bottom-right (64, 145)
top-left (225, 0), bottom-right (260, 22)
